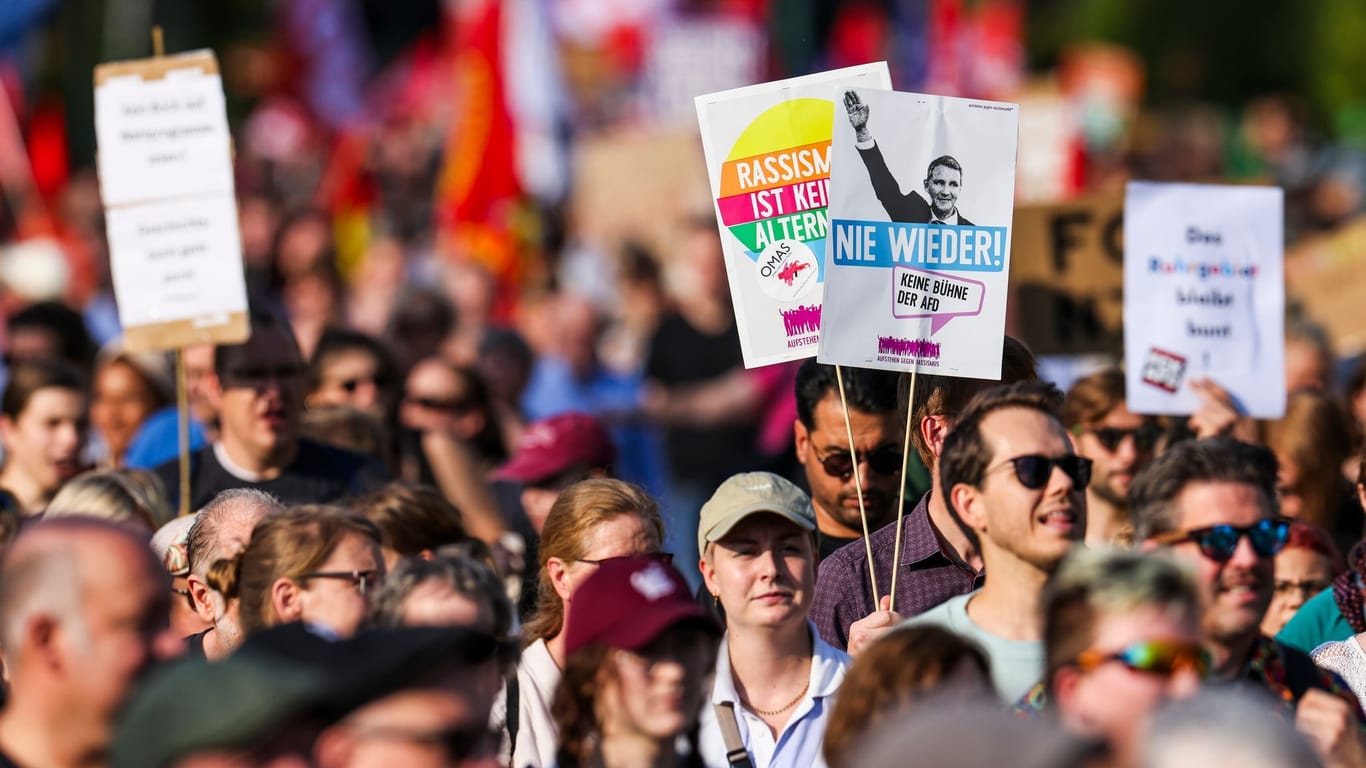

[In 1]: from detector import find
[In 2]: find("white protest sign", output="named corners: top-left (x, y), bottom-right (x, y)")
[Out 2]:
top-left (94, 50), bottom-right (249, 352)
top-left (818, 89), bottom-right (1019, 379)
top-left (696, 62), bottom-right (892, 368)
top-left (1123, 182), bottom-right (1285, 418)
top-left (95, 56), bottom-right (235, 206)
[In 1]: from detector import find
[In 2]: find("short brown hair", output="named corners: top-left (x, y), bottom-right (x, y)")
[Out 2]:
top-left (2, 358), bottom-right (84, 420)
top-left (1060, 368), bottom-right (1125, 429)
top-left (356, 482), bottom-right (467, 558)
top-left (904, 336), bottom-right (1038, 467)
top-left (1129, 437), bottom-right (1278, 542)
top-left (937, 381), bottom-right (1065, 514)
top-left (206, 504), bottom-right (381, 635)
top-left (823, 626), bottom-right (991, 767)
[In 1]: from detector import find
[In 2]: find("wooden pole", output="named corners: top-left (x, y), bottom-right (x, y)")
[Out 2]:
top-left (175, 350), bottom-right (190, 516)
top-left (149, 25), bottom-right (191, 516)
top-left (835, 364), bottom-right (879, 604)
top-left (889, 368), bottom-right (917, 607)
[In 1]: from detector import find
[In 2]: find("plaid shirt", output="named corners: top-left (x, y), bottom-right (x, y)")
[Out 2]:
top-left (811, 492), bottom-right (982, 650)
top-left (1012, 635), bottom-right (1366, 721)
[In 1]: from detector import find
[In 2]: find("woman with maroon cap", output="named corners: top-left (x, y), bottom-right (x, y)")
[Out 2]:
top-left (551, 554), bottom-right (721, 768)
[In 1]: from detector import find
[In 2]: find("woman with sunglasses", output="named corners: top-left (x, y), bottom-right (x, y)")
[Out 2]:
top-left (1041, 548), bottom-right (1204, 768)
top-left (514, 479), bottom-right (667, 768)
top-left (552, 555), bottom-right (720, 768)
top-left (697, 472), bottom-right (850, 768)
top-left (207, 504), bottom-right (384, 640)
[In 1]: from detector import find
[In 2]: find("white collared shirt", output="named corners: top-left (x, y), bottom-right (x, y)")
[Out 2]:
top-left (699, 623), bottom-right (850, 768)
top-left (929, 210), bottom-right (960, 225)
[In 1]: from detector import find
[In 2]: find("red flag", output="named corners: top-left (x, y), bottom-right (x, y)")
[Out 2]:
top-left (436, 0), bottom-right (522, 319)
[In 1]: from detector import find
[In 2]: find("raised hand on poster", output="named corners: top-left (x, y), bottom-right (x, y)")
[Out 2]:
top-left (1187, 377), bottom-right (1258, 443)
top-left (844, 90), bottom-right (871, 143)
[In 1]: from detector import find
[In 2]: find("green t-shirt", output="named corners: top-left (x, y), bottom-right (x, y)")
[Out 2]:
top-left (1277, 588), bottom-right (1354, 654)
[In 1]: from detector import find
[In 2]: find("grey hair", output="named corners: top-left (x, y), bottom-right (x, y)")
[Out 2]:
top-left (368, 553), bottom-right (512, 640)
top-left (1141, 688), bottom-right (1322, 768)
top-left (186, 489), bottom-right (283, 577)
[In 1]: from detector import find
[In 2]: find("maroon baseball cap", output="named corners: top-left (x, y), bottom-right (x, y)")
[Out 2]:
top-left (494, 412), bottom-right (615, 484)
top-left (563, 555), bottom-right (719, 657)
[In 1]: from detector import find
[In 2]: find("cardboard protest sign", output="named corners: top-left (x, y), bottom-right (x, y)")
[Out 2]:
top-left (94, 50), bottom-right (249, 353)
top-left (818, 89), bottom-right (1020, 379)
top-left (1123, 182), bottom-right (1285, 418)
top-left (1008, 196), bottom-right (1124, 356)
top-left (695, 62), bottom-right (892, 368)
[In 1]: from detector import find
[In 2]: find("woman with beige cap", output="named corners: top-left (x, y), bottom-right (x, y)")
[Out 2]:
top-left (696, 471), bottom-right (850, 768)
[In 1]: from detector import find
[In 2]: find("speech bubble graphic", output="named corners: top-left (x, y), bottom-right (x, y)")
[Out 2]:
top-left (891, 266), bottom-right (985, 335)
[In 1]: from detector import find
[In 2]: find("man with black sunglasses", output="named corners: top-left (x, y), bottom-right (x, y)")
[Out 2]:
top-left (1132, 437), bottom-right (1366, 768)
top-left (154, 312), bottom-right (390, 510)
top-left (812, 336), bottom-right (1038, 653)
top-left (1062, 369), bottom-right (1160, 548)
top-left (904, 381), bottom-right (1086, 702)
top-left (792, 361), bottom-right (905, 562)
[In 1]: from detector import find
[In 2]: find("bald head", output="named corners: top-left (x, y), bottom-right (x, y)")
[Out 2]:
top-left (0, 518), bottom-right (165, 661)
top-left (0, 517), bottom-right (177, 764)
top-left (187, 489), bottom-right (282, 578)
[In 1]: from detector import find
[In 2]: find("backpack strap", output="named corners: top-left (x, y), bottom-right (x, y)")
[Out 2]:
top-left (712, 702), bottom-right (755, 768)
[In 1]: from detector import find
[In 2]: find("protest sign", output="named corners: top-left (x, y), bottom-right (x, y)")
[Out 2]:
top-left (1008, 195), bottom-right (1124, 356)
top-left (818, 88), bottom-right (1020, 379)
top-left (1123, 182), bottom-right (1285, 418)
top-left (695, 62), bottom-right (892, 368)
top-left (94, 49), bottom-right (249, 353)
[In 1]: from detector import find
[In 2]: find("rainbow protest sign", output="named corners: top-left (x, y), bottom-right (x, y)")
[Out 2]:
top-left (696, 63), bottom-right (891, 368)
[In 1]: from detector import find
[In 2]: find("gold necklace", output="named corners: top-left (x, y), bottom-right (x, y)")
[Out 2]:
top-left (745, 678), bottom-right (810, 717)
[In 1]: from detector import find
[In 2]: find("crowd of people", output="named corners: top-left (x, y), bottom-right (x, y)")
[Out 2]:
top-left (5, 4), bottom-right (1366, 766)
top-left (0, 282), bottom-right (1362, 768)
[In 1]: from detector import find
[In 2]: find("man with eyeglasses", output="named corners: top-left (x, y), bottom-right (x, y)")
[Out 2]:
top-left (1062, 368), bottom-right (1160, 548)
top-left (811, 336), bottom-right (1038, 653)
top-left (154, 312), bottom-right (389, 510)
top-left (791, 361), bottom-right (905, 563)
top-left (1033, 547), bottom-right (1204, 766)
top-left (902, 381), bottom-right (1086, 702)
top-left (1131, 437), bottom-right (1366, 768)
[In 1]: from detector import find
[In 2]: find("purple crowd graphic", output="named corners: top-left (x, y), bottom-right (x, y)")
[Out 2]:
top-left (781, 304), bottom-right (822, 337)
top-left (877, 336), bottom-right (942, 359)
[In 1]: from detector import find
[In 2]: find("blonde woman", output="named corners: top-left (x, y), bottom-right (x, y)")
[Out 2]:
top-left (514, 478), bottom-right (668, 768)
top-left (45, 469), bottom-right (169, 532)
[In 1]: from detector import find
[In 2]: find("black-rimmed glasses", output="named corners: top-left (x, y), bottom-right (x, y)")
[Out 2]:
top-left (298, 569), bottom-right (381, 595)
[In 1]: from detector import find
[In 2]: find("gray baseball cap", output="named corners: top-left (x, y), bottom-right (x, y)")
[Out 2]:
top-left (697, 471), bottom-right (815, 556)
